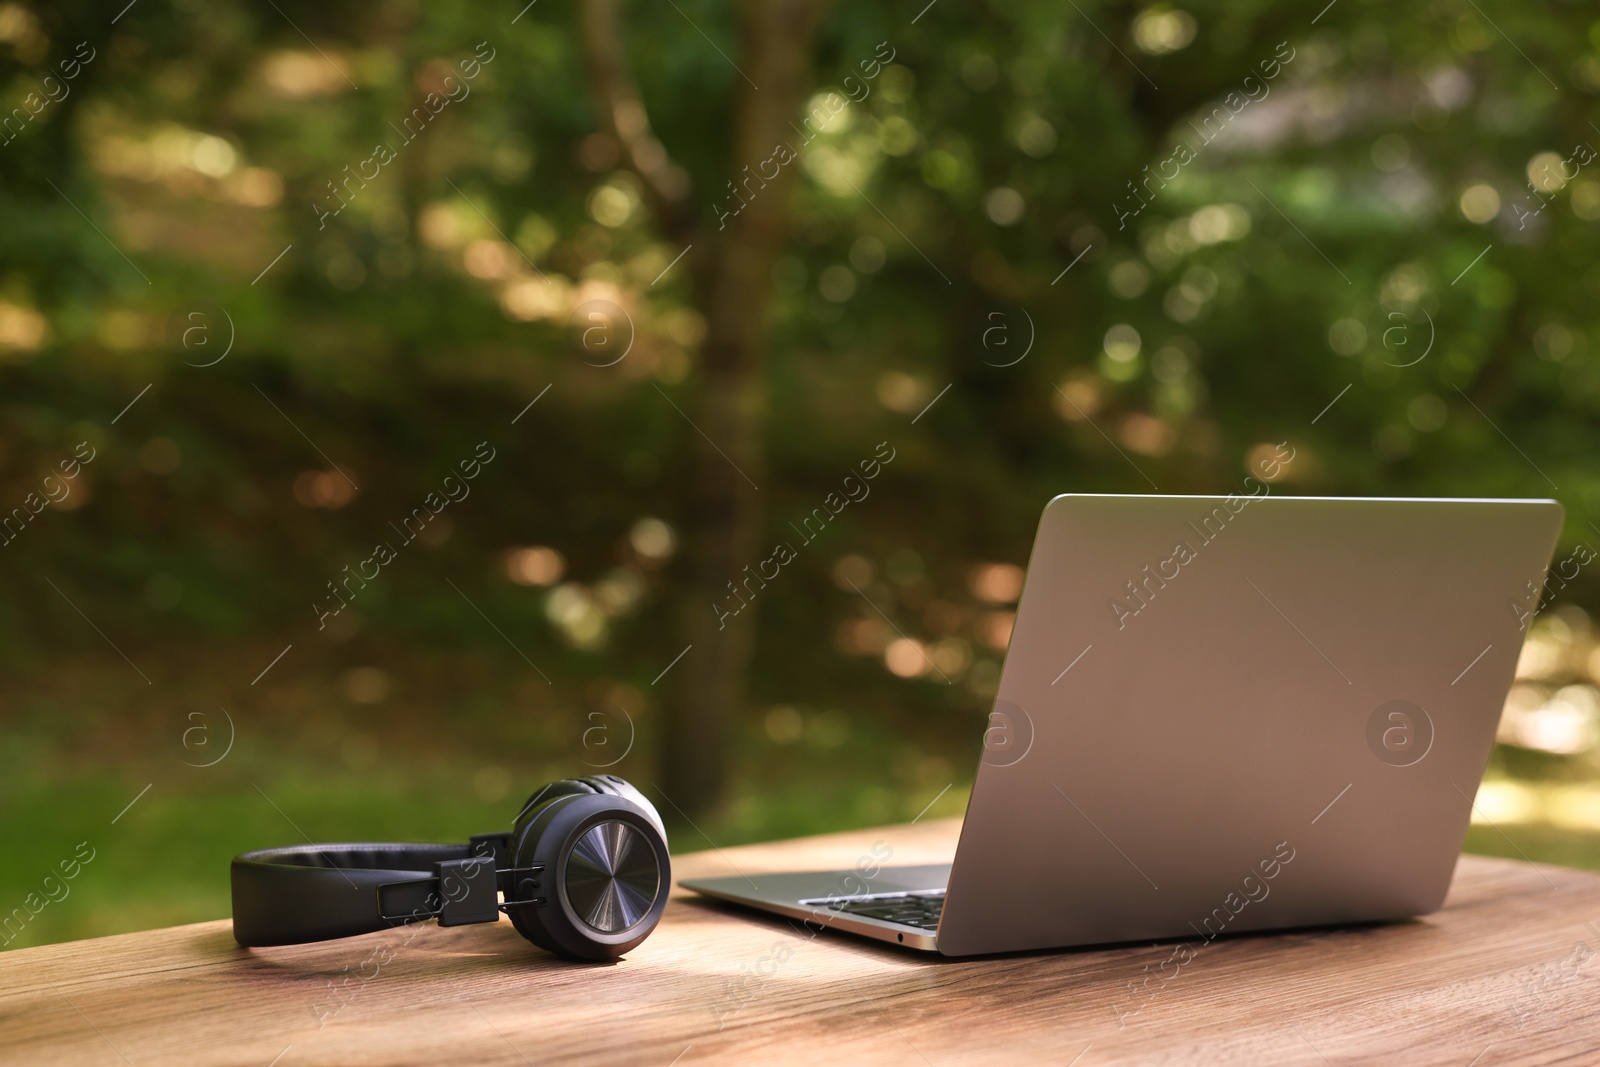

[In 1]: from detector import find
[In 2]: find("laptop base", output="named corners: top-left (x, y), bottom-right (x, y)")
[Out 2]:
top-left (680, 863), bottom-right (951, 952)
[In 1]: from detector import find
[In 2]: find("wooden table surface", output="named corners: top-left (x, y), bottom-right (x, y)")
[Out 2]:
top-left (4, 816), bottom-right (1600, 1065)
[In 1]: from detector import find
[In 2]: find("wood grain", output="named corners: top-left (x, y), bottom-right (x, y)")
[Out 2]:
top-left (3, 818), bottom-right (1600, 1065)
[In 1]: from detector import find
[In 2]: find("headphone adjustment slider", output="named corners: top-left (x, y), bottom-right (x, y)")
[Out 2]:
top-left (434, 856), bottom-right (501, 927)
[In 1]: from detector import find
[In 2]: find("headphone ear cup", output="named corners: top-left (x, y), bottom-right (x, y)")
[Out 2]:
top-left (504, 792), bottom-right (670, 962)
top-left (577, 775), bottom-right (666, 843)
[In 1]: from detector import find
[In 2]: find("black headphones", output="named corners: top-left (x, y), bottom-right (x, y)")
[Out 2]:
top-left (231, 775), bottom-right (670, 962)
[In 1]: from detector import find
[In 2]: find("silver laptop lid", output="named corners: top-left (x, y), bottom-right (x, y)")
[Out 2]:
top-left (937, 494), bottom-right (1562, 956)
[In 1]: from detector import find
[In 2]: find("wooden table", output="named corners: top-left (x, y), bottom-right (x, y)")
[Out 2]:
top-left (4, 817), bottom-right (1600, 1065)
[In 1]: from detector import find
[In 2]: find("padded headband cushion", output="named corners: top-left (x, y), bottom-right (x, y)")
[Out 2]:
top-left (232, 842), bottom-right (473, 947)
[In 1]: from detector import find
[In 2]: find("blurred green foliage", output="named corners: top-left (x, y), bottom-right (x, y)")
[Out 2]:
top-left (4, 0), bottom-right (1600, 949)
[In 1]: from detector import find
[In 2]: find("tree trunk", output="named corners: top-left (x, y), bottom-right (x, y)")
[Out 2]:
top-left (581, 0), bottom-right (830, 816)
top-left (662, 0), bottom-right (831, 816)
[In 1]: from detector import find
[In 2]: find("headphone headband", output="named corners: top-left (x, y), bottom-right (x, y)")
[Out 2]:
top-left (231, 838), bottom-right (541, 947)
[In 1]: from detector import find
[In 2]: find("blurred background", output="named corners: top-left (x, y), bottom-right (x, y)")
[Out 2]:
top-left (4, 0), bottom-right (1600, 950)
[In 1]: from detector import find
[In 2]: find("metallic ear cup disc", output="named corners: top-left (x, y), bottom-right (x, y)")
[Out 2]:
top-left (563, 821), bottom-right (661, 935)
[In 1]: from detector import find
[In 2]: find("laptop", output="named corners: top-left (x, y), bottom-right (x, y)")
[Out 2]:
top-left (680, 494), bottom-right (1564, 955)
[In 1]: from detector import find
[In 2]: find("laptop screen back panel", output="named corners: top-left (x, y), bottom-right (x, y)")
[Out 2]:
top-left (936, 495), bottom-right (1562, 957)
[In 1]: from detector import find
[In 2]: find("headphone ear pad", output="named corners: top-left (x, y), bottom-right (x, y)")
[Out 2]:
top-left (504, 789), bottom-right (573, 955)
top-left (503, 792), bottom-right (670, 962)
top-left (514, 778), bottom-right (599, 826)
top-left (508, 793), bottom-right (572, 959)
top-left (507, 888), bottom-right (561, 956)
top-left (515, 776), bottom-right (666, 846)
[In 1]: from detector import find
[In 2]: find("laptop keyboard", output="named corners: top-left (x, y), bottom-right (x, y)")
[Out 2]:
top-left (817, 891), bottom-right (945, 930)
